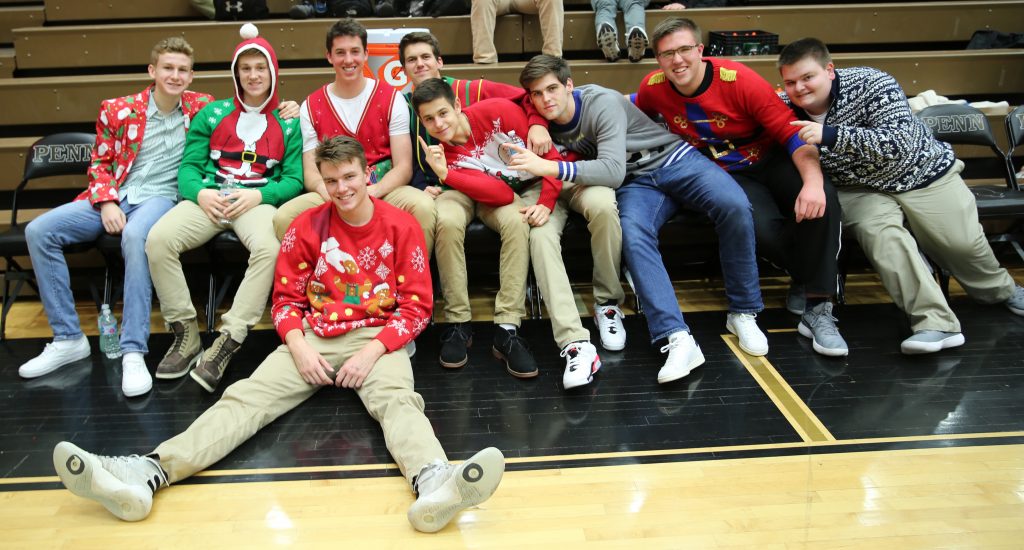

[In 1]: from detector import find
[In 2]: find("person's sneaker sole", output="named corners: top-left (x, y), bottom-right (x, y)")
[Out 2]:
top-left (797, 322), bottom-right (849, 357)
top-left (407, 447), bottom-right (505, 533)
top-left (657, 349), bottom-right (705, 384)
top-left (1007, 303), bottom-right (1024, 316)
top-left (440, 336), bottom-right (472, 369)
top-left (597, 25), bottom-right (619, 62)
top-left (189, 368), bottom-right (219, 393)
top-left (491, 346), bottom-right (539, 378)
top-left (901, 332), bottom-right (965, 355)
top-left (154, 350), bottom-right (202, 380)
top-left (627, 29), bottom-right (648, 62)
top-left (52, 442), bottom-right (152, 522)
top-left (725, 318), bottom-right (769, 356)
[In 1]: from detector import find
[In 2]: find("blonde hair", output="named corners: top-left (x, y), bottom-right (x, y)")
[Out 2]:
top-left (150, 37), bottom-right (195, 66)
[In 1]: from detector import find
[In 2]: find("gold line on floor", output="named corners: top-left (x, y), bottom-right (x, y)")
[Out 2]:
top-left (721, 334), bottom-right (836, 443)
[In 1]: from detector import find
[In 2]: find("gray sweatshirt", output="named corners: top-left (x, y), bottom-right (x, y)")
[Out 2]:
top-left (548, 84), bottom-right (692, 188)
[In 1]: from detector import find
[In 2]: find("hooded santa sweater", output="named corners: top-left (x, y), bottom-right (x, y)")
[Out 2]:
top-left (178, 35), bottom-right (303, 206)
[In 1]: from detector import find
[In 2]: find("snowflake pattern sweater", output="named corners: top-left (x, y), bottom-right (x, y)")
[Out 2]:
top-left (783, 66), bottom-right (955, 193)
top-left (272, 198), bottom-right (432, 352)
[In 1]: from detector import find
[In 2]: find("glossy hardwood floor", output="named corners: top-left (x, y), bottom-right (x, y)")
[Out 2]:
top-left (1, 271), bottom-right (1023, 548)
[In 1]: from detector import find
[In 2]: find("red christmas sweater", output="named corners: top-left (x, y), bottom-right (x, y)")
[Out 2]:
top-left (441, 98), bottom-right (563, 211)
top-left (634, 58), bottom-right (804, 172)
top-left (272, 198), bottom-right (432, 352)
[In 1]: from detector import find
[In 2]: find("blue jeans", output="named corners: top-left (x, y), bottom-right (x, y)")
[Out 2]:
top-left (617, 147), bottom-right (763, 343)
top-left (25, 197), bottom-right (175, 354)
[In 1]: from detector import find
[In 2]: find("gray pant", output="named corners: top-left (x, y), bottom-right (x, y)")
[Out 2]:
top-left (838, 160), bottom-right (1016, 333)
top-left (592, 0), bottom-right (649, 35)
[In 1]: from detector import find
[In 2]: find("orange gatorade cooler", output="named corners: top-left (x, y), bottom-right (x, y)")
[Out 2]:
top-left (363, 28), bottom-right (428, 93)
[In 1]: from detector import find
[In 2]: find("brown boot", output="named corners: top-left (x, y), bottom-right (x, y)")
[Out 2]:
top-left (189, 331), bottom-right (241, 393)
top-left (155, 319), bottom-right (202, 379)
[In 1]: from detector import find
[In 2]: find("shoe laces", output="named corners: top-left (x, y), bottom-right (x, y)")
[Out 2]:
top-left (498, 330), bottom-right (530, 355)
top-left (204, 334), bottom-right (238, 371)
top-left (442, 324), bottom-right (471, 344)
top-left (167, 323), bottom-right (188, 354)
top-left (597, 306), bottom-right (623, 330)
top-left (97, 454), bottom-right (167, 490)
top-left (414, 459), bottom-right (452, 497)
top-left (560, 342), bottom-right (590, 372)
top-left (730, 313), bottom-right (762, 337)
top-left (659, 333), bottom-right (688, 356)
top-left (808, 303), bottom-right (840, 336)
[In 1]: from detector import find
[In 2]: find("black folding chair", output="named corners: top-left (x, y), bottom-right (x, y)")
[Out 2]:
top-left (0, 132), bottom-right (96, 340)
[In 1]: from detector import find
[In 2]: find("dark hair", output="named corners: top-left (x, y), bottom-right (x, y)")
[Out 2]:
top-left (410, 78), bottom-right (455, 114)
top-left (519, 54), bottom-right (571, 89)
top-left (650, 18), bottom-right (702, 54)
top-left (316, 135), bottom-right (367, 171)
top-left (777, 37), bottom-right (832, 69)
top-left (325, 18), bottom-right (367, 53)
top-left (398, 31), bottom-right (441, 63)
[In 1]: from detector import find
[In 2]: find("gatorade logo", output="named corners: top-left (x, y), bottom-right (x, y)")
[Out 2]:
top-left (364, 43), bottom-right (410, 91)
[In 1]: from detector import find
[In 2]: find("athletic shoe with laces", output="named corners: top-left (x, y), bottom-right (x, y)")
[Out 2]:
top-left (121, 353), bottom-right (153, 397)
top-left (190, 331), bottom-right (241, 392)
top-left (408, 447), bottom-right (505, 533)
top-left (594, 304), bottom-right (626, 351)
top-left (626, 26), bottom-right (649, 62)
top-left (492, 327), bottom-right (539, 378)
top-left (786, 283), bottom-right (805, 315)
top-left (19, 335), bottom-right (91, 379)
top-left (797, 302), bottom-right (849, 357)
top-left (900, 330), bottom-right (965, 355)
top-left (52, 441), bottom-right (167, 522)
top-left (439, 323), bottom-right (473, 368)
top-left (597, 23), bottom-right (620, 62)
top-left (657, 331), bottom-right (705, 384)
top-left (1005, 285), bottom-right (1024, 316)
top-left (726, 312), bottom-right (769, 356)
top-left (560, 341), bottom-right (601, 390)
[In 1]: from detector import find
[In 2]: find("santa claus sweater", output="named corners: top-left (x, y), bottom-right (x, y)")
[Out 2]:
top-left (441, 98), bottom-right (563, 211)
top-left (178, 100), bottom-right (303, 206)
top-left (272, 198), bottom-right (432, 352)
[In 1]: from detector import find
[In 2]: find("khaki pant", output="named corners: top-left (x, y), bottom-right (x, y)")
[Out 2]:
top-left (434, 189), bottom-right (529, 325)
top-left (153, 326), bottom-right (446, 485)
top-left (838, 160), bottom-right (1016, 332)
top-left (146, 201), bottom-right (278, 342)
top-left (471, 0), bottom-right (563, 63)
top-left (520, 182), bottom-right (624, 348)
top-left (273, 187), bottom-right (437, 255)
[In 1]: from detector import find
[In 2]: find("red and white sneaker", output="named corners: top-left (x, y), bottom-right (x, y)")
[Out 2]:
top-left (561, 341), bottom-right (601, 390)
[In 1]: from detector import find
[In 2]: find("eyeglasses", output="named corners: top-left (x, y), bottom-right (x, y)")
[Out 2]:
top-left (656, 44), bottom-right (700, 61)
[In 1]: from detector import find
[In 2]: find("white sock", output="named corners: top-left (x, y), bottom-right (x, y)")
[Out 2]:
top-left (498, 323), bottom-right (517, 333)
top-left (122, 351), bottom-right (143, 363)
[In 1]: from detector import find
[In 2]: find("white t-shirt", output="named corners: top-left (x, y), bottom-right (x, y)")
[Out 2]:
top-left (299, 78), bottom-right (410, 152)
top-left (809, 111), bottom-right (828, 124)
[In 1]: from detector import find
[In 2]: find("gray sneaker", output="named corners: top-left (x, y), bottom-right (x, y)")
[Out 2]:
top-left (597, 23), bottom-right (619, 62)
top-left (797, 302), bottom-right (849, 357)
top-left (1005, 286), bottom-right (1024, 316)
top-left (786, 283), bottom-right (805, 315)
top-left (52, 441), bottom-right (167, 521)
top-left (408, 447), bottom-right (505, 533)
top-left (901, 330), bottom-right (965, 355)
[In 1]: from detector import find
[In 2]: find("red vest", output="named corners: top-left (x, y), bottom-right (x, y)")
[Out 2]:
top-left (305, 80), bottom-right (397, 168)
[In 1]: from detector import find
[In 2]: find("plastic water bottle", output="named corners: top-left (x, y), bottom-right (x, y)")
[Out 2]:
top-left (98, 304), bottom-right (121, 359)
top-left (218, 176), bottom-right (236, 227)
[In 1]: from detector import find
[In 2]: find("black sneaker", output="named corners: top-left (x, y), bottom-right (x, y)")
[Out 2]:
top-left (289, 3), bottom-right (315, 19)
top-left (492, 327), bottom-right (539, 378)
top-left (439, 323), bottom-right (472, 369)
top-left (375, 0), bottom-right (395, 16)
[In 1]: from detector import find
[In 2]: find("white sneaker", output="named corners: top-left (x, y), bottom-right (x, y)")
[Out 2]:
top-left (405, 340), bottom-right (417, 358)
top-left (121, 353), bottom-right (152, 397)
top-left (726, 312), bottom-right (769, 356)
top-left (594, 304), bottom-right (626, 351)
top-left (657, 331), bottom-right (705, 384)
top-left (408, 447), bottom-right (505, 533)
top-left (561, 341), bottom-right (601, 390)
top-left (52, 441), bottom-right (167, 522)
top-left (19, 335), bottom-right (91, 379)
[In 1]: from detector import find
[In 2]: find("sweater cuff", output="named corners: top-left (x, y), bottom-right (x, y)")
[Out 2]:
top-left (820, 125), bottom-right (839, 148)
top-left (557, 161), bottom-right (577, 182)
top-left (274, 315), bottom-right (304, 344)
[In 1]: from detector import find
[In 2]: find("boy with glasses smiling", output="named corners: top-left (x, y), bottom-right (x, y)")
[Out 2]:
top-left (634, 17), bottom-right (848, 357)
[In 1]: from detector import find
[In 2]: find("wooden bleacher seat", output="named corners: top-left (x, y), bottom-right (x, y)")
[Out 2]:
top-left (0, 5), bottom-right (42, 44)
